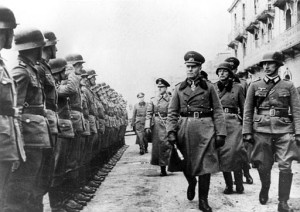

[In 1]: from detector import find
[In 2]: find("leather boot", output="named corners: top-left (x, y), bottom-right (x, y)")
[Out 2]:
top-left (234, 170), bottom-right (244, 194)
top-left (278, 172), bottom-right (294, 212)
top-left (258, 170), bottom-right (271, 205)
top-left (160, 166), bottom-right (167, 176)
top-left (243, 166), bottom-right (253, 184)
top-left (223, 172), bottom-right (234, 194)
top-left (198, 174), bottom-right (212, 212)
top-left (184, 171), bottom-right (197, 201)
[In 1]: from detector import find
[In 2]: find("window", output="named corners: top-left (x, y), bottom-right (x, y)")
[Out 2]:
top-left (297, 1), bottom-right (300, 22)
top-left (261, 29), bottom-right (265, 44)
top-left (243, 42), bottom-right (247, 57)
top-left (286, 9), bottom-right (292, 29)
top-left (267, 23), bottom-right (272, 42)
top-left (255, 33), bottom-right (259, 48)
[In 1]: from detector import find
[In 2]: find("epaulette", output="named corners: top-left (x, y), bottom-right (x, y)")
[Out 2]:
top-left (175, 82), bottom-right (181, 86)
top-left (19, 61), bottom-right (27, 68)
top-left (150, 96), bottom-right (155, 99)
top-left (252, 77), bottom-right (261, 82)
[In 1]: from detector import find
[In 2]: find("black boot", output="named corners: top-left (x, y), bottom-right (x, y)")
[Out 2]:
top-left (258, 170), bottom-right (271, 205)
top-left (234, 170), bottom-right (244, 194)
top-left (278, 172), bottom-right (294, 212)
top-left (223, 172), bottom-right (234, 194)
top-left (184, 171), bottom-right (197, 201)
top-left (198, 174), bottom-right (212, 212)
top-left (160, 166), bottom-right (167, 176)
top-left (243, 165), bottom-right (253, 184)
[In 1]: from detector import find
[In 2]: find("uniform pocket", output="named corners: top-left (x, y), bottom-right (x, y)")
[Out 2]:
top-left (0, 76), bottom-right (14, 108)
top-left (58, 119), bottom-right (74, 138)
top-left (46, 109), bottom-right (58, 134)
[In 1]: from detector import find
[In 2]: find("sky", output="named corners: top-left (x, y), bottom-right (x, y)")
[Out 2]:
top-left (2, 0), bottom-right (233, 104)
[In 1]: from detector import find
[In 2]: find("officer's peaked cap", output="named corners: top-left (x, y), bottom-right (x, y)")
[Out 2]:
top-left (49, 58), bottom-right (67, 74)
top-left (184, 51), bottom-right (205, 65)
top-left (14, 27), bottom-right (45, 51)
top-left (65, 53), bottom-right (85, 65)
top-left (0, 5), bottom-right (17, 29)
top-left (225, 57), bottom-right (240, 69)
top-left (156, 78), bottom-right (170, 87)
top-left (259, 51), bottom-right (284, 67)
top-left (43, 30), bottom-right (58, 47)
top-left (137, 92), bottom-right (145, 98)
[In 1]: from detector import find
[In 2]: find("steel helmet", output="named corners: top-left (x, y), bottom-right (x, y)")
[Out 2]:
top-left (86, 69), bottom-right (98, 79)
top-left (49, 58), bottom-right (67, 74)
top-left (65, 53), bottom-right (85, 65)
top-left (43, 31), bottom-right (58, 47)
top-left (216, 62), bottom-right (233, 76)
top-left (259, 51), bottom-right (284, 67)
top-left (14, 27), bottom-right (45, 51)
top-left (0, 5), bottom-right (17, 29)
top-left (225, 57), bottom-right (240, 69)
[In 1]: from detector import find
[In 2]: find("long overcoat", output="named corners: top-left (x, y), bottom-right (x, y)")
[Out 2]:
top-left (132, 102), bottom-right (148, 145)
top-left (145, 93), bottom-right (172, 166)
top-left (213, 81), bottom-right (247, 172)
top-left (167, 78), bottom-right (226, 176)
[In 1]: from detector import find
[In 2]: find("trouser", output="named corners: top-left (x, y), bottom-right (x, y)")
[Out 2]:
top-left (3, 148), bottom-right (48, 212)
top-left (0, 161), bottom-right (13, 211)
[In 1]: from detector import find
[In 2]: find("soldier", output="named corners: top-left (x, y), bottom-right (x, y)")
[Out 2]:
top-left (0, 5), bottom-right (26, 209)
top-left (167, 51), bottom-right (226, 212)
top-left (243, 52), bottom-right (300, 212)
top-left (132, 92), bottom-right (149, 155)
top-left (213, 62), bottom-right (247, 194)
top-left (4, 27), bottom-right (51, 212)
top-left (145, 78), bottom-right (172, 176)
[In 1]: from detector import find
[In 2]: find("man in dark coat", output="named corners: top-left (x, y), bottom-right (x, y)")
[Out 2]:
top-left (243, 51), bottom-right (300, 212)
top-left (167, 51), bottom-right (226, 212)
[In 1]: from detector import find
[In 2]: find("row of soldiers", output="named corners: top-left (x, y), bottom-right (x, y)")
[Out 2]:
top-left (0, 5), bottom-right (128, 212)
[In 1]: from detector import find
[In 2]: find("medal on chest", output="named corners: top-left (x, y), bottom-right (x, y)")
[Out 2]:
top-left (191, 81), bottom-right (195, 91)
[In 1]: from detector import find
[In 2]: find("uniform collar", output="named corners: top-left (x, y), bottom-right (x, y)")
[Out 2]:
top-left (139, 101), bottom-right (145, 106)
top-left (264, 75), bottom-right (280, 84)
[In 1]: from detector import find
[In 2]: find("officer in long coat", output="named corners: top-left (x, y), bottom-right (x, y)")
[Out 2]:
top-left (0, 6), bottom-right (26, 209)
top-left (145, 78), bottom-right (172, 176)
top-left (243, 52), bottom-right (300, 212)
top-left (213, 62), bottom-right (247, 194)
top-left (4, 28), bottom-right (51, 212)
top-left (167, 51), bottom-right (226, 212)
top-left (132, 92), bottom-right (149, 155)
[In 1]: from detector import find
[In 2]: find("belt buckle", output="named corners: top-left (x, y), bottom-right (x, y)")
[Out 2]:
top-left (194, 112), bottom-right (199, 118)
top-left (269, 108), bottom-right (276, 117)
top-left (224, 108), bottom-right (229, 113)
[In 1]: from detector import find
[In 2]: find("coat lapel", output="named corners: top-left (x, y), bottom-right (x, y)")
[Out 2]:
top-left (188, 86), bottom-right (204, 102)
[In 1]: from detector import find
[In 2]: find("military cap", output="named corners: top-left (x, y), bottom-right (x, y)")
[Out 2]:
top-left (14, 27), bottom-right (45, 51)
top-left (43, 31), bottom-right (58, 47)
top-left (49, 58), bottom-right (67, 74)
top-left (216, 62), bottom-right (233, 75)
top-left (80, 69), bottom-right (88, 77)
top-left (0, 5), bottom-right (17, 29)
top-left (86, 69), bottom-right (98, 79)
top-left (156, 78), bottom-right (170, 87)
top-left (225, 57), bottom-right (240, 69)
top-left (259, 51), bottom-right (284, 67)
top-left (184, 51), bottom-right (205, 65)
top-left (137, 92), bottom-right (145, 98)
top-left (65, 53), bottom-right (85, 65)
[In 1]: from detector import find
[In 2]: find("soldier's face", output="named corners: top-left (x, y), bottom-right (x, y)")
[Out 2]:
top-left (89, 76), bottom-right (96, 86)
top-left (218, 69), bottom-right (230, 81)
top-left (158, 86), bottom-right (167, 95)
top-left (138, 96), bottom-right (144, 103)
top-left (263, 62), bottom-right (278, 77)
top-left (186, 64), bottom-right (201, 79)
top-left (0, 29), bottom-right (13, 49)
top-left (65, 64), bottom-right (75, 76)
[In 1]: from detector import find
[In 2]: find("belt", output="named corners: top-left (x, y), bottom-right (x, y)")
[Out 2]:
top-left (223, 107), bottom-right (238, 114)
top-left (23, 107), bottom-right (46, 116)
top-left (154, 113), bottom-right (167, 117)
top-left (180, 111), bottom-right (213, 118)
top-left (257, 108), bottom-right (289, 117)
top-left (0, 107), bottom-right (19, 117)
top-left (46, 104), bottom-right (57, 112)
top-left (71, 107), bottom-right (82, 113)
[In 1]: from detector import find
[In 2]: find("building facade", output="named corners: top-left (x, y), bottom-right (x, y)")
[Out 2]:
top-left (228, 0), bottom-right (300, 85)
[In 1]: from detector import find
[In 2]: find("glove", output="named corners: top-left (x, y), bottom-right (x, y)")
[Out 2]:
top-left (145, 128), bottom-right (152, 136)
top-left (167, 132), bottom-right (177, 145)
top-left (243, 134), bottom-right (254, 144)
top-left (295, 134), bottom-right (300, 147)
top-left (132, 125), bottom-right (136, 132)
top-left (215, 135), bottom-right (226, 149)
top-left (11, 160), bottom-right (20, 172)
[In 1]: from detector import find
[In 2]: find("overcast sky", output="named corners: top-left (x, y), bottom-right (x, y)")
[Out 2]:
top-left (2, 0), bottom-right (233, 104)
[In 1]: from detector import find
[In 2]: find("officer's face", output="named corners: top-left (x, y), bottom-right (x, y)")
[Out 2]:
top-left (263, 62), bottom-right (279, 77)
top-left (218, 69), bottom-right (230, 81)
top-left (186, 64), bottom-right (201, 79)
top-left (158, 86), bottom-right (167, 95)
top-left (138, 96), bottom-right (144, 103)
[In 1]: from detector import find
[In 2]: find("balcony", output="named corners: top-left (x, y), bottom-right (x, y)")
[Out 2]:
top-left (273, 0), bottom-right (291, 10)
top-left (228, 40), bottom-right (239, 49)
top-left (228, 24), bottom-right (247, 45)
top-left (245, 21), bottom-right (259, 34)
top-left (256, 8), bottom-right (275, 24)
top-left (244, 21), bottom-right (300, 67)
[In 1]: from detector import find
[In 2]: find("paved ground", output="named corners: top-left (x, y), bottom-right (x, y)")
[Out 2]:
top-left (45, 134), bottom-right (300, 211)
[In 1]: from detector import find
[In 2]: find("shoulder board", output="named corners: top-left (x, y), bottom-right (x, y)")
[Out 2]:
top-left (19, 61), bottom-right (27, 68)
top-left (150, 96), bottom-right (155, 99)
top-left (283, 78), bottom-right (289, 81)
top-left (252, 77), bottom-right (261, 83)
top-left (175, 82), bottom-right (181, 86)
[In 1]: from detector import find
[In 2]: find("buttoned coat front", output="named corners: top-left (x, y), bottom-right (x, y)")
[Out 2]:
top-left (167, 79), bottom-right (226, 176)
top-left (132, 102), bottom-right (148, 145)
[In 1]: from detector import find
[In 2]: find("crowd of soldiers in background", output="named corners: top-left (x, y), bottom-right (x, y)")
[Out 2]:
top-left (0, 5), bottom-right (128, 212)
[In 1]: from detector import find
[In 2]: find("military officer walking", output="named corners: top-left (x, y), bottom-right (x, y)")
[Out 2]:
top-left (243, 52), bottom-right (300, 212)
top-left (0, 5), bottom-right (26, 210)
top-left (132, 92), bottom-right (149, 155)
top-left (145, 78), bottom-right (172, 176)
top-left (167, 51), bottom-right (226, 212)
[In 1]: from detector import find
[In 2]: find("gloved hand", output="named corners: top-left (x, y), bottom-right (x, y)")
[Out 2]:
top-left (243, 134), bottom-right (254, 144)
top-left (167, 132), bottom-right (177, 145)
top-left (295, 134), bottom-right (300, 147)
top-left (11, 160), bottom-right (20, 172)
top-left (215, 135), bottom-right (226, 149)
top-left (145, 128), bottom-right (152, 136)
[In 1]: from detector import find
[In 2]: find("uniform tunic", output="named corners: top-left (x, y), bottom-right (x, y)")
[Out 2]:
top-left (167, 77), bottom-right (226, 176)
top-left (145, 93), bottom-right (172, 166)
top-left (243, 76), bottom-right (300, 171)
top-left (132, 102), bottom-right (148, 148)
top-left (214, 81), bottom-right (247, 172)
